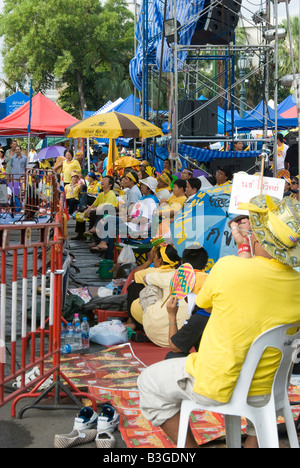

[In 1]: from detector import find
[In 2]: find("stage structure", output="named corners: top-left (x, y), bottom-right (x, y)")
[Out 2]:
top-left (130, 0), bottom-right (297, 175)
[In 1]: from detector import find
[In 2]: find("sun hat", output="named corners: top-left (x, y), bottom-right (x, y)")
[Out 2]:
top-left (71, 171), bottom-right (80, 178)
top-left (140, 176), bottom-right (158, 193)
top-left (239, 194), bottom-right (300, 267)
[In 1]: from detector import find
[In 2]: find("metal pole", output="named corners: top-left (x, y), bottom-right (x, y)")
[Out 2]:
top-left (273, 0), bottom-right (279, 177)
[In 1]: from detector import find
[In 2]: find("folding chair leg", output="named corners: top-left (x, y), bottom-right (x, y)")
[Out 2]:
top-left (224, 415), bottom-right (242, 448)
top-left (282, 403), bottom-right (300, 448)
top-left (255, 415), bottom-right (280, 448)
top-left (177, 401), bottom-right (194, 448)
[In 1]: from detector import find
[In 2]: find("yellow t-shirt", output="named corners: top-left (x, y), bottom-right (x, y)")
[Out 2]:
top-left (93, 190), bottom-right (118, 208)
top-left (185, 255), bottom-right (300, 403)
top-left (159, 194), bottom-right (187, 216)
top-left (40, 160), bottom-right (51, 170)
top-left (62, 160), bottom-right (82, 183)
top-left (65, 183), bottom-right (81, 200)
top-left (87, 180), bottom-right (101, 196)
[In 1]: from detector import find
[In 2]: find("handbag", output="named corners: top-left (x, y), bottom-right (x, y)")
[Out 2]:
top-left (139, 286), bottom-right (163, 313)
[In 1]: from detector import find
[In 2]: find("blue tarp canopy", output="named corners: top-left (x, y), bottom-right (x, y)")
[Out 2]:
top-left (234, 100), bottom-right (298, 130)
top-left (83, 94), bottom-right (164, 119)
top-left (0, 91), bottom-right (30, 120)
top-left (278, 95), bottom-right (296, 114)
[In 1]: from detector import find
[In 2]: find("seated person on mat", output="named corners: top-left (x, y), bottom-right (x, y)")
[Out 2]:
top-left (165, 245), bottom-right (209, 360)
top-left (128, 244), bottom-right (189, 348)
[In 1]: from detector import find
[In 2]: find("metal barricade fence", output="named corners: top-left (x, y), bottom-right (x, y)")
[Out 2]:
top-left (0, 192), bottom-right (96, 417)
top-left (0, 168), bottom-right (59, 223)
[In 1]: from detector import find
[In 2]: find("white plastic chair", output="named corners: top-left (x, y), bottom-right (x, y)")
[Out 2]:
top-left (177, 323), bottom-right (300, 448)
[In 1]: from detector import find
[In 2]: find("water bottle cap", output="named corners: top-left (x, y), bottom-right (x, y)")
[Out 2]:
top-left (83, 317), bottom-right (87, 321)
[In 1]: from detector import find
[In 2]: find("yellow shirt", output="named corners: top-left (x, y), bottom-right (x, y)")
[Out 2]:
top-left (93, 190), bottom-right (118, 208)
top-left (40, 160), bottom-right (51, 170)
top-left (62, 160), bottom-right (82, 183)
top-left (185, 255), bottom-right (300, 403)
top-left (159, 194), bottom-right (187, 216)
top-left (65, 183), bottom-right (81, 200)
top-left (87, 180), bottom-right (101, 196)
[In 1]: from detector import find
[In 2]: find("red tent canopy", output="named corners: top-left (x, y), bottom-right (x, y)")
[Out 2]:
top-left (281, 105), bottom-right (298, 119)
top-left (0, 92), bottom-right (79, 137)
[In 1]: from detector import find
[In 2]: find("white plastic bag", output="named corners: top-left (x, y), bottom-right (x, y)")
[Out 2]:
top-left (117, 244), bottom-right (136, 264)
top-left (89, 320), bottom-right (128, 346)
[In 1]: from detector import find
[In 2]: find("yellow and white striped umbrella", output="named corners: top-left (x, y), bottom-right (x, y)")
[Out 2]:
top-left (65, 111), bottom-right (163, 139)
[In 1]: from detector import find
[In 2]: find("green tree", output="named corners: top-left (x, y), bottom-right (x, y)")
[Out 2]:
top-left (0, 0), bottom-right (134, 117)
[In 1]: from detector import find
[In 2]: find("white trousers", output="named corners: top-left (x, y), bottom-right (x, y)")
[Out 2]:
top-left (137, 357), bottom-right (270, 437)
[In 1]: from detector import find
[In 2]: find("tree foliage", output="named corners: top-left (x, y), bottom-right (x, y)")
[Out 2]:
top-left (0, 0), bottom-right (134, 117)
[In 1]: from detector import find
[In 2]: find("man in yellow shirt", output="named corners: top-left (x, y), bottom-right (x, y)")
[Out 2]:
top-left (72, 176), bottom-right (117, 241)
top-left (137, 194), bottom-right (300, 448)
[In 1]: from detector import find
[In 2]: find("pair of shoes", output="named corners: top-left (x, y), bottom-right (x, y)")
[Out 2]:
top-left (71, 235), bottom-right (85, 241)
top-left (54, 429), bottom-right (97, 449)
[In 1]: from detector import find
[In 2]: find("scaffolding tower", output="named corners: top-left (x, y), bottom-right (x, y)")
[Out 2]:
top-left (133, 0), bottom-right (298, 175)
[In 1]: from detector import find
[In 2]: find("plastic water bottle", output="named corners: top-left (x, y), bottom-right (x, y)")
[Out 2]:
top-left (73, 323), bottom-right (82, 351)
top-left (81, 317), bottom-right (90, 350)
top-left (65, 322), bottom-right (74, 348)
top-left (61, 344), bottom-right (72, 354)
top-left (72, 314), bottom-right (81, 327)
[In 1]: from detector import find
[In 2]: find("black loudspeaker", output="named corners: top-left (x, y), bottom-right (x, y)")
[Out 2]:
top-left (191, 0), bottom-right (242, 45)
top-left (178, 100), bottom-right (218, 137)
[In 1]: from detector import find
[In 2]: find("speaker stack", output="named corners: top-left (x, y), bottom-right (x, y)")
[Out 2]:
top-left (178, 100), bottom-right (218, 137)
top-left (191, 0), bottom-right (242, 45)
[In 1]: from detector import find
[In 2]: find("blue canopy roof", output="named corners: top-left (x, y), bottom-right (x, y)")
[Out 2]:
top-left (234, 100), bottom-right (298, 130)
top-left (0, 91), bottom-right (30, 120)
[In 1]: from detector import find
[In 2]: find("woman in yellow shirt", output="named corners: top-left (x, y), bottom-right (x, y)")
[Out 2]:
top-left (65, 172), bottom-right (83, 214)
top-left (61, 149), bottom-right (82, 185)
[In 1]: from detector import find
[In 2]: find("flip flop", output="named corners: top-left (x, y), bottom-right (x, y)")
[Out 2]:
top-left (83, 231), bottom-right (95, 238)
top-left (90, 246), bottom-right (108, 254)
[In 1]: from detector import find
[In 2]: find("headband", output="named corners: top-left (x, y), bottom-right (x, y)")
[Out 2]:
top-left (126, 172), bottom-right (139, 184)
top-left (160, 246), bottom-right (179, 268)
top-left (159, 172), bottom-right (172, 186)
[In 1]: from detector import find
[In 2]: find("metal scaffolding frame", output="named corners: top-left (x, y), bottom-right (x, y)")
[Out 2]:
top-left (137, 0), bottom-right (299, 173)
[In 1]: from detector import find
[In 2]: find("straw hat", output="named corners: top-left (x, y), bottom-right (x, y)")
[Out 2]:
top-left (239, 194), bottom-right (300, 267)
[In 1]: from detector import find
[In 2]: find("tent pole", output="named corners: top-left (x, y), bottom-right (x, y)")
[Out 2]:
top-left (87, 138), bottom-right (90, 172)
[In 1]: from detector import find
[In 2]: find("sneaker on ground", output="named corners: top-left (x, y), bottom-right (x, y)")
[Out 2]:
top-left (97, 404), bottom-right (119, 434)
top-left (73, 407), bottom-right (98, 431)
